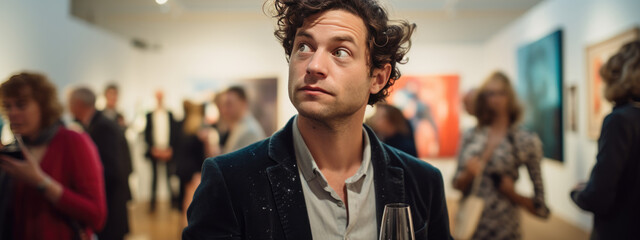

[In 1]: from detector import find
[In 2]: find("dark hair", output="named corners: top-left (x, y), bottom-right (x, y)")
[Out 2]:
top-left (376, 103), bottom-right (410, 135)
top-left (474, 71), bottom-right (523, 127)
top-left (104, 83), bottom-right (119, 94)
top-left (268, 0), bottom-right (415, 105)
top-left (224, 86), bottom-right (248, 102)
top-left (0, 72), bottom-right (64, 128)
top-left (600, 40), bottom-right (640, 105)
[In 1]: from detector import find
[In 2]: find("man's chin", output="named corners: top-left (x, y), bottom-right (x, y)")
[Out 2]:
top-left (296, 107), bottom-right (329, 120)
top-left (294, 102), bottom-right (332, 119)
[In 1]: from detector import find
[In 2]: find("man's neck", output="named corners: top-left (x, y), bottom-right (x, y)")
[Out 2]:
top-left (296, 110), bottom-right (365, 172)
top-left (229, 112), bottom-right (247, 130)
top-left (81, 109), bottom-right (97, 127)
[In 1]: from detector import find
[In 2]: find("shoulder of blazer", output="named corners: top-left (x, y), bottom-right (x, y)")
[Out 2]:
top-left (204, 138), bottom-right (273, 176)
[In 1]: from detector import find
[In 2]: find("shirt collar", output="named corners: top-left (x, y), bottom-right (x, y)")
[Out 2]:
top-left (292, 116), bottom-right (372, 183)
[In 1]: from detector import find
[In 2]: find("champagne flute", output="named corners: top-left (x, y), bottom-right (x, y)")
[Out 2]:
top-left (379, 203), bottom-right (415, 240)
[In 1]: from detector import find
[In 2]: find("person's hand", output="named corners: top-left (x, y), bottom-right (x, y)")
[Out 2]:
top-left (0, 139), bottom-right (46, 187)
top-left (499, 175), bottom-right (516, 197)
top-left (151, 147), bottom-right (161, 159)
top-left (197, 129), bottom-right (209, 142)
top-left (571, 182), bottom-right (587, 192)
top-left (152, 147), bottom-right (173, 162)
top-left (165, 148), bottom-right (173, 159)
top-left (465, 156), bottom-right (483, 176)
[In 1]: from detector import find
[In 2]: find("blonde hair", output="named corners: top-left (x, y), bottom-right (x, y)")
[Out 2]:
top-left (600, 40), bottom-right (640, 104)
top-left (182, 100), bottom-right (204, 135)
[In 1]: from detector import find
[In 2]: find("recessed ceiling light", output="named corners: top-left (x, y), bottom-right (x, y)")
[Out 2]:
top-left (156, 0), bottom-right (168, 5)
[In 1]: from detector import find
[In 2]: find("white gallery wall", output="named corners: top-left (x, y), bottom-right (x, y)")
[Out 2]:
top-left (480, 0), bottom-right (640, 231)
top-left (0, 0), bottom-right (139, 115)
top-left (5, 0), bottom-right (639, 232)
top-left (111, 12), bottom-right (486, 128)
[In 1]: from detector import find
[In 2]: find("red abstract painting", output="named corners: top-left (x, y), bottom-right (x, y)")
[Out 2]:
top-left (387, 75), bottom-right (460, 158)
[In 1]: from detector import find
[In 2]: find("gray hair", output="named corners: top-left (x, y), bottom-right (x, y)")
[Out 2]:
top-left (70, 87), bottom-right (96, 107)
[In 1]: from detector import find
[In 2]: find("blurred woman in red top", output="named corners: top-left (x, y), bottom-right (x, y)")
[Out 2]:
top-left (0, 72), bottom-right (106, 239)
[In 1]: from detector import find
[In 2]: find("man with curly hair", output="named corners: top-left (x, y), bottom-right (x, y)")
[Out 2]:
top-left (183, 0), bottom-right (452, 239)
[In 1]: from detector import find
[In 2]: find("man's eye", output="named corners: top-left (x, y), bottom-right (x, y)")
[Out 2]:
top-left (298, 43), bottom-right (311, 53)
top-left (333, 49), bottom-right (349, 58)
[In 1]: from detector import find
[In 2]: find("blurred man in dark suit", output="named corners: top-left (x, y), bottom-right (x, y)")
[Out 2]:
top-left (144, 90), bottom-right (179, 211)
top-left (69, 87), bottom-right (130, 240)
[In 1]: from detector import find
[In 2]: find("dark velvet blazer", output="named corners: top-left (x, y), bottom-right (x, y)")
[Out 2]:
top-left (572, 101), bottom-right (640, 240)
top-left (183, 117), bottom-right (452, 240)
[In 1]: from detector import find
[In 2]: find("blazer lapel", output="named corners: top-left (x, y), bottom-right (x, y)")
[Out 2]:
top-left (367, 125), bottom-right (406, 230)
top-left (266, 117), bottom-right (312, 240)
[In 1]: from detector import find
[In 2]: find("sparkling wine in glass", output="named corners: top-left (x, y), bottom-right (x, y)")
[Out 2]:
top-left (379, 203), bottom-right (415, 240)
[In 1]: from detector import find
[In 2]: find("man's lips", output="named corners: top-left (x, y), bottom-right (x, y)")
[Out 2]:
top-left (299, 86), bottom-right (332, 95)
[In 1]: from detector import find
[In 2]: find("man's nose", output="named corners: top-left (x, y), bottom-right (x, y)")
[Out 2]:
top-left (306, 50), bottom-right (328, 79)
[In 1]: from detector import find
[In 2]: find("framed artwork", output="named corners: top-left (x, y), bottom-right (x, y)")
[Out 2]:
top-left (387, 75), bottom-right (460, 159)
top-left (242, 77), bottom-right (279, 136)
top-left (516, 29), bottom-right (564, 162)
top-left (586, 27), bottom-right (640, 140)
top-left (566, 85), bottom-right (578, 132)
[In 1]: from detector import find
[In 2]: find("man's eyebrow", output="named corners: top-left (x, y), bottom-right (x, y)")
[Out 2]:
top-left (296, 30), bottom-right (357, 45)
top-left (331, 35), bottom-right (356, 45)
top-left (295, 31), bottom-right (313, 39)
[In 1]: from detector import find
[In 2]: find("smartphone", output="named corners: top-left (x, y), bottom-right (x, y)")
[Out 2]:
top-left (0, 135), bottom-right (25, 161)
top-left (0, 143), bottom-right (24, 161)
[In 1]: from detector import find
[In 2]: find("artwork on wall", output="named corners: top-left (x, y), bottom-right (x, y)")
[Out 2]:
top-left (566, 85), bottom-right (578, 133)
top-left (191, 77), bottom-right (278, 137)
top-left (387, 75), bottom-right (460, 159)
top-left (516, 29), bottom-right (563, 162)
top-left (242, 77), bottom-right (279, 136)
top-left (586, 27), bottom-right (640, 140)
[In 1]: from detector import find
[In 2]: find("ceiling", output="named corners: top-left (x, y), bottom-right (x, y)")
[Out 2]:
top-left (71, 0), bottom-right (544, 47)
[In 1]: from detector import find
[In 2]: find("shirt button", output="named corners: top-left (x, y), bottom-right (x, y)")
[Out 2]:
top-left (337, 202), bottom-right (344, 207)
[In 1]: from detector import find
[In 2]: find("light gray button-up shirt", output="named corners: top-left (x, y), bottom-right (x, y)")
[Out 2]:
top-left (293, 117), bottom-right (377, 240)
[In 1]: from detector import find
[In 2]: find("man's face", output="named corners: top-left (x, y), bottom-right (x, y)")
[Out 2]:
top-left (105, 88), bottom-right (118, 108)
top-left (218, 92), bottom-right (246, 123)
top-left (67, 97), bottom-right (82, 120)
top-left (288, 9), bottom-right (389, 121)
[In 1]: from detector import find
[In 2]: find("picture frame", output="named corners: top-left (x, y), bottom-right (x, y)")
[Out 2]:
top-left (516, 29), bottom-right (564, 162)
top-left (586, 27), bottom-right (640, 140)
top-left (566, 85), bottom-right (578, 133)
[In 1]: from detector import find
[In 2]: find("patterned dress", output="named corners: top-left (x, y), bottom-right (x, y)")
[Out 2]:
top-left (455, 127), bottom-right (550, 240)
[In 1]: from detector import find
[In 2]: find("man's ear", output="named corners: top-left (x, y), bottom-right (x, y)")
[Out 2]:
top-left (370, 63), bottom-right (392, 94)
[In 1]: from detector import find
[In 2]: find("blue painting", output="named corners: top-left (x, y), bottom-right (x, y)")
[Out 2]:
top-left (516, 30), bottom-right (563, 162)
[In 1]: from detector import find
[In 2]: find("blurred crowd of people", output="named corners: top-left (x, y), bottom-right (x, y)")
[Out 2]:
top-left (0, 37), bottom-right (637, 240)
top-left (0, 73), bottom-right (266, 239)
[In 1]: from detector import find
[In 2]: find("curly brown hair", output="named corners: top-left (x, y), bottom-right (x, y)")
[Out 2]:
top-left (600, 40), bottom-right (640, 105)
top-left (0, 72), bottom-right (63, 129)
top-left (267, 0), bottom-right (416, 105)
top-left (474, 71), bottom-right (523, 127)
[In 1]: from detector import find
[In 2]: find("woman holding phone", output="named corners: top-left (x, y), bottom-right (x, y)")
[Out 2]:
top-left (0, 72), bottom-right (106, 240)
top-left (453, 71), bottom-right (550, 240)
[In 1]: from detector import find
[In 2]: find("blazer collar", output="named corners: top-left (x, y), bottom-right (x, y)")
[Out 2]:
top-left (266, 116), bottom-right (405, 238)
top-left (266, 116), bottom-right (312, 240)
top-left (365, 124), bottom-right (406, 230)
